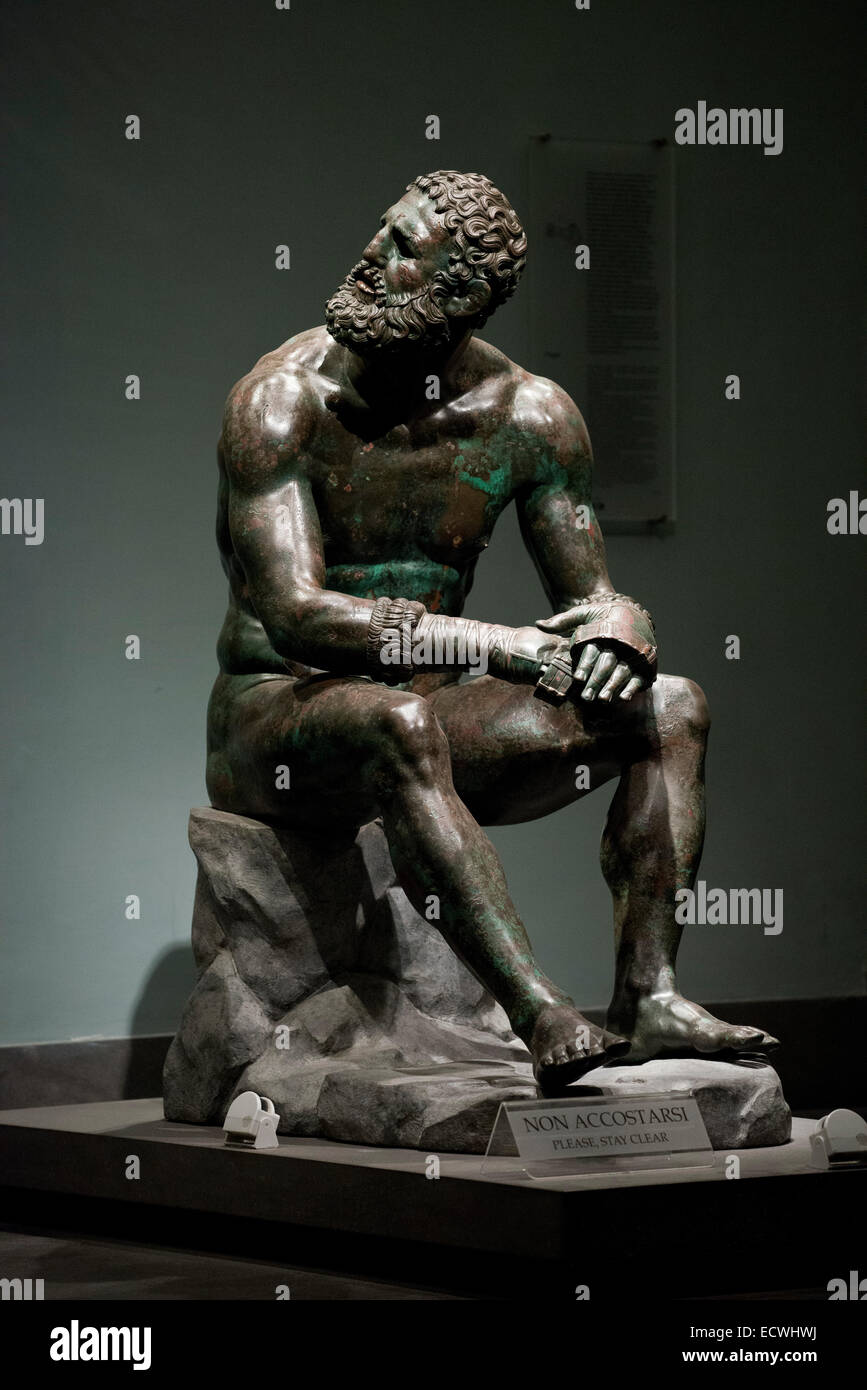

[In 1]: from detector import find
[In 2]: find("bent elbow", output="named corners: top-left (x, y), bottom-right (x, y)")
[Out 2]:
top-left (267, 587), bottom-right (331, 664)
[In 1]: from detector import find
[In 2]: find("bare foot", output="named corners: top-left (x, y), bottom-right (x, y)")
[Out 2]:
top-left (607, 989), bottom-right (779, 1063)
top-left (528, 1003), bottom-right (630, 1095)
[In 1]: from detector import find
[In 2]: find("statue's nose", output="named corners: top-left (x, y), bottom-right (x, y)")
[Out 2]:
top-left (361, 227), bottom-right (387, 265)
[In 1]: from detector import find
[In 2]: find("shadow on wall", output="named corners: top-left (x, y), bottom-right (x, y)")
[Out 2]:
top-left (129, 945), bottom-right (197, 1044)
top-left (123, 944), bottom-right (197, 1099)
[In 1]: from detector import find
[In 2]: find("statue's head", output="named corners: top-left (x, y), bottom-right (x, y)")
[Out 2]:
top-left (325, 170), bottom-right (526, 357)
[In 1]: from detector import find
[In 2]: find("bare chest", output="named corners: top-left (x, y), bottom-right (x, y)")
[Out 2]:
top-left (310, 423), bottom-right (517, 566)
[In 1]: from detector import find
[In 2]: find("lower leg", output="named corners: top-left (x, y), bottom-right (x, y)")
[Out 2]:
top-left (379, 745), bottom-right (626, 1088)
top-left (384, 777), bottom-right (569, 1034)
top-left (602, 682), bottom-right (777, 1057)
top-left (602, 721), bottom-right (706, 1004)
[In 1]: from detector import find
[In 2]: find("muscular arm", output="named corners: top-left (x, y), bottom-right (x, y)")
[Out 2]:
top-left (515, 388), bottom-right (614, 610)
top-left (222, 371), bottom-right (562, 683)
top-left (515, 380), bottom-right (656, 701)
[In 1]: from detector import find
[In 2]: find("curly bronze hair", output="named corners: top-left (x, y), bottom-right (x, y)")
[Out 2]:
top-left (407, 171), bottom-right (527, 327)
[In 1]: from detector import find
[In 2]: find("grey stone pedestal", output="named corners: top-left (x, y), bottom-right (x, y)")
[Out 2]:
top-left (164, 808), bottom-right (791, 1154)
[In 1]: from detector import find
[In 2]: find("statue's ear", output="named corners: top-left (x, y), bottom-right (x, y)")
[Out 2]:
top-left (442, 277), bottom-right (491, 320)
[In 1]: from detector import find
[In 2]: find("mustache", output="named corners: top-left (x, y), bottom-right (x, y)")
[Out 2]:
top-left (344, 260), bottom-right (385, 302)
top-left (341, 260), bottom-right (436, 308)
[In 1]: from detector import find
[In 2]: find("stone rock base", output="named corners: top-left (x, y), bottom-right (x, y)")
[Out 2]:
top-left (581, 1057), bottom-right (792, 1149)
top-left (163, 809), bottom-right (533, 1153)
top-left (164, 808), bottom-right (791, 1154)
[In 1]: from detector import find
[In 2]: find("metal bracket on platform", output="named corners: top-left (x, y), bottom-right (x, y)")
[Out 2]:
top-left (808, 1109), bottom-right (867, 1169)
top-left (222, 1091), bottom-right (280, 1150)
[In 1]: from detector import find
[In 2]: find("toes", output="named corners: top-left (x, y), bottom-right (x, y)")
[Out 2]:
top-left (691, 1019), bottom-right (751, 1053)
top-left (727, 1026), bottom-right (776, 1052)
top-left (568, 1033), bottom-right (601, 1060)
top-left (733, 1026), bottom-right (763, 1044)
top-left (733, 1030), bottom-right (779, 1053)
top-left (699, 1023), bottom-right (780, 1056)
top-left (532, 1009), bottom-right (639, 1094)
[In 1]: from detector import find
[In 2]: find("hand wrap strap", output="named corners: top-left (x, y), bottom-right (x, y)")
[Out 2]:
top-left (534, 649), bottom-right (574, 701)
top-left (366, 596), bottom-right (427, 685)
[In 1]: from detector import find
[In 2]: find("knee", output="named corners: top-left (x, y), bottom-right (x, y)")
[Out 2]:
top-left (652, 674), bottom-right (710, 740)
top-left (376, 695), bottom-right (448, 778)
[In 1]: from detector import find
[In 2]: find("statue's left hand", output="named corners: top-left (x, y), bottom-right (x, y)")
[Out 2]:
top-left (536, 596), bottom-right (657, 703)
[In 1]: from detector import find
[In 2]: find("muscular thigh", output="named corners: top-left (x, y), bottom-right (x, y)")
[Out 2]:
top-left (206, 669), bottom-right (664, 832)
top-left (206, 671), bottom-right (411, 830)
top-left (428, 675), bottom-right (652, 826)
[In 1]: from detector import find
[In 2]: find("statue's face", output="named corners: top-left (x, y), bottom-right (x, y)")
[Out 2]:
top-left (325, 189), bottom-right (460, 356)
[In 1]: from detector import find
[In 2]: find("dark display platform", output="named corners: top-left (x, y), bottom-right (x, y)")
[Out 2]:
top-left (1, 1099), bottom-right (863, 1300)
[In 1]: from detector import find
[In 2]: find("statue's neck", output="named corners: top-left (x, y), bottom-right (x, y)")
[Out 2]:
top-left (341, 332), bottom-right (474, 415)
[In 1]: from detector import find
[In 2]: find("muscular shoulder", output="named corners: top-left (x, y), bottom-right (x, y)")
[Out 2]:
top-left (511, 372), bottom-right (591, 461)
top-left (220, 329), bottom-right (331, 489)
top-left (468, 340), bottom-right (589, 450)
top-left (473, 348), bottom-right (592, 492)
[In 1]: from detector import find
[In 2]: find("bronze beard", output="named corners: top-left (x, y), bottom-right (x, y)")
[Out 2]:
top-left (325, 259), bottom-right (456, 355)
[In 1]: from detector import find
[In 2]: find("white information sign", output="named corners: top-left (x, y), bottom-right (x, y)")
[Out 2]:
top-left (507, 1093), bottom-right (708, 1162)
top-left (482, 1091), bottom-right (713, 1176)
